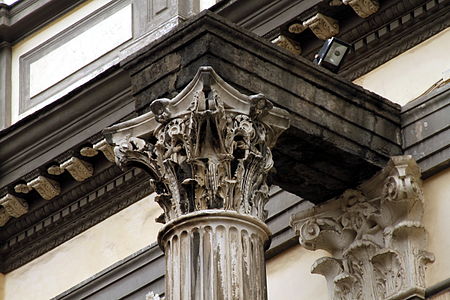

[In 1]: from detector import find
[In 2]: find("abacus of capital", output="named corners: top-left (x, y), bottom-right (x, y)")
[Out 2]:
top-left (104, 66), bottom-right (290, 300)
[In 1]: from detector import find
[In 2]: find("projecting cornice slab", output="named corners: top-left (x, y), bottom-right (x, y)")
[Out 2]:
top-left (121, 10), bottom-right (402, 203)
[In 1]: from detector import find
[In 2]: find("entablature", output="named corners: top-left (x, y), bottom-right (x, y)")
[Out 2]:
top-left (0, 10), bottom-right (447, 275)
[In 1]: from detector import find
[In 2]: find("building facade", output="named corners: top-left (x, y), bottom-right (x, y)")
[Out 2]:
top-left (0, 0), bottom-right (449, 299)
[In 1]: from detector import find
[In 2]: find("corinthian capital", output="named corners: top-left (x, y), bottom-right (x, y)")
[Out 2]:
top-left (104, 66), bottom-right (290, 224)
top-left (291, 155), bottom-right (434, 300)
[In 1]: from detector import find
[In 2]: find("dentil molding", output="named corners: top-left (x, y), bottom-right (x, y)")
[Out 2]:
top-left (291, 155), bottom-right (434, 300)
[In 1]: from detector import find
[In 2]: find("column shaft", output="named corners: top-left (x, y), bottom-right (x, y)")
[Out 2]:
top-left (160, 211), bottom-right (270, 300)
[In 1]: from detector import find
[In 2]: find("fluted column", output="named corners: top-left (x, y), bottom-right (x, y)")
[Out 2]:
top-left (104, 66), bottom-right (290, 300)
top-left (161, 211), bottom-right (270, 300)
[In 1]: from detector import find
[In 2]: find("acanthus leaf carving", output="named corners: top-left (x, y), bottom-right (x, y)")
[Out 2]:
top-left (291, 156), bottom-right (434, 300)
top-left (104, 66), bottom-right (290, 224)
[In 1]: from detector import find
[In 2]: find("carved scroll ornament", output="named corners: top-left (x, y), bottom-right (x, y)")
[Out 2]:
top-left (291, 156), bottom-right (434, 300)
top-left (343, 0), bottom-right (379, 18)
top-left (303, 13), bottom-right (339, 40)
top-left (104, 66), bottom-right (290, 224)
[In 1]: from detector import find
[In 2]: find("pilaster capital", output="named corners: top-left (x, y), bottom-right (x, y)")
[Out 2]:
top-left (291, 155), bottom-right (434, 300)
top-left (104, 66), bottom-right (290, 224)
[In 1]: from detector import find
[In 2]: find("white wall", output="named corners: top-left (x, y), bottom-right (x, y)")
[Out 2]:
top-left (423, 168), bottom-right (450, 287)
top-left (267, 245), bottom-right (330, 300)
top-left (353, 27), bottom-right (450, 106)
top-left (11, 0), bottom-right (117, 123)
top-left (2, 194), bottom-right (163, 300)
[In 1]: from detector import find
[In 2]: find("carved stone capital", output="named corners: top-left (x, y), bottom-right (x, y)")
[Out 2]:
top-left (343, 0), bottom-right (379, 18)
top-left (303, 13), bottom-right (339, 40)
top-left (105, 66), bottom-right (289, 300)
top-left (291, 156), bottom-right (434, 300)
top-left (0, 193), bottom-right (28, 219)
top-left (105, 66), bottom-right (290, 224)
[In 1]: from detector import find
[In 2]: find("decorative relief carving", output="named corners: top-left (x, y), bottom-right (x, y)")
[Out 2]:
top-left (104, 66), bottom-right (290, 224)
top-left (93, 139), bottom-right (116, 162)
top-left (105, 66), bottom-right (289, 300)
top-left (80, 147), bottom-right (98, 157)
top-left (14, 184), bottom-right (32, 194)
top-left (303, 13), bottom-right (339, 40)
top-left (288, 23), bottom-right (307, 34)
top-left (48, 165), bottom-right (65, 175)
top-left (291, 156), bottom-right (434, 300)
top-left (28, 176), bottom-right (61, 200)
top-left (0, 207), bottom-right (11, 226)
top-left (60, 157), bottom-right (94, 181)
top-left (272, 35), bottom-right (302, 55)
top-left (343, 0), bottom-right (379, 18)
top-left (0, 193), bottom-right (28, 219)
top-left (79, 139), bottom-right (115, 162)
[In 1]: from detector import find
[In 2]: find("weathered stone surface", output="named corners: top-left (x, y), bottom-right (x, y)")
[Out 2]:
top-left (105, 65), bottom-right (289, 300)
top-left (303, 13), bottom-right (339, 40)
top-left (291, 156), bottom-right (434, 300)
top-left (0, 193), bottom-right (28, 219)
top-left (28, 175), bottom-right (60, 200)
top-left (160, 211), bottom-right (270, 300)
top-left (121, 11), bottom-right (402, 204)
top-left (105, 66), bottom-right (290, 224)
top-left (343, 0), bottom-right (379, 18)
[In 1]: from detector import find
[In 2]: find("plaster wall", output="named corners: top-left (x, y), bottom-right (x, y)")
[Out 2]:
top-left (0, 274), bottom-right (4, 300)
top-left (266, 244), bottom-right (329, 300)
top-left (2, 194), bottom-right (163, 300)
top-left (11, 0), bottom-right (114, 123)
top-left (28, 4), bottom-right (132, 98)
top-left (353, 27), bottom-right (450, 106)
top-left (423, 167), bottom-right (450, 287)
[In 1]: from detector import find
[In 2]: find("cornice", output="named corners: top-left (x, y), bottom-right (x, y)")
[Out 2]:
top-left (214, 0), bottom-right (449, 81)
top-left (0, 165), bottom-right (151, 273)
top-left (339, 0), bottom-right (450, 80)
top-left (0, 0), bottom-right (87, 43)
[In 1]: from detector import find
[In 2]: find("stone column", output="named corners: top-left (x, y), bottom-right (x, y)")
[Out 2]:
top-left (291, 156), bottom-right (434, 300)
top-left (104, 66), bottom-right (290, 300)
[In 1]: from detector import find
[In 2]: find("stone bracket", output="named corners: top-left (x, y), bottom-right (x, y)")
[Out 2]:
top-left (0, 193), bottom-right (28, 226)
top-left (303, 13), bottom-right (339, 40)
top-left (343, 0), bottom-right (379, 18)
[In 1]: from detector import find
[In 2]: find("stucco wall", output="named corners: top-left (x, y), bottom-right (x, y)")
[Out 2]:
top-left (266, 245), bottom-right (329, 300)
top-left (353, 27), bottom-right (450, 106)
top-left (11, 0), bottom-right (114, 122)
top-left (0, 274), bottom-right (4, 300)
top-left (2, 194), bottom-right (163, 300)
top-left (423, 167), bottom-right (450, 287)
